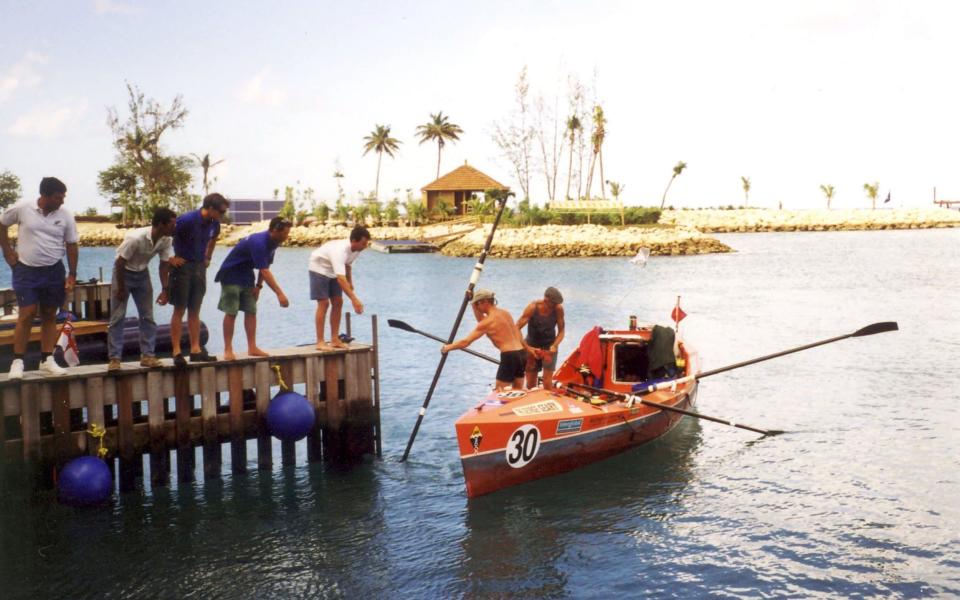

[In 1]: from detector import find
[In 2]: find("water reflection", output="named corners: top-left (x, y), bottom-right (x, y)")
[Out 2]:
top-left (456, 418), bottom-right (704, 596)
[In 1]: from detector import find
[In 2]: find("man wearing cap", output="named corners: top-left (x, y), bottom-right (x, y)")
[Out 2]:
top-left (0, 177), bottom-right (78, 379)
top-left (441, 289), bottom-right (527, 390)
top-left (516, 286), bottom-right (566, 390)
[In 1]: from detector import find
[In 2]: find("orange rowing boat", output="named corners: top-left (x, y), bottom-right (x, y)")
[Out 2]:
top-left (455, 320), bottom-right (700, 497)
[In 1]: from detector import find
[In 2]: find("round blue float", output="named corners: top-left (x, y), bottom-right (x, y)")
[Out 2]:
top-left (267, 390), bottom-right (316, 441)
top-left (58, 456), bottom-right (112, 506)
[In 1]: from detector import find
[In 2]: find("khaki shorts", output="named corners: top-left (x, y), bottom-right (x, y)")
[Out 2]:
top-left (218, 284), bottom-right (258, 315)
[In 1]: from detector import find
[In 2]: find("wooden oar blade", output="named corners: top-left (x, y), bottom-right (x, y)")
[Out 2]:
top-left (387, 319), bottom-right (415, 332)
top-left (852, 321), bottom-right (899, 337)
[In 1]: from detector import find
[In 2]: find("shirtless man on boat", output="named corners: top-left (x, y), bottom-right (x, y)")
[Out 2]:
top-left (441, 289), bottom-right (526, 391)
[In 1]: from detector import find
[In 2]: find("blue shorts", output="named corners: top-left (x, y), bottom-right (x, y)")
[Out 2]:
top-left (310, 272), bottom-right (342, 300)
top-left (12, 262), bottom-right (66, 308)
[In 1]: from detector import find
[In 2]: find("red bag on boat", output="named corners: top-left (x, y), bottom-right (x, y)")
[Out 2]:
top-left (577, 326), bottom-right (603, 379)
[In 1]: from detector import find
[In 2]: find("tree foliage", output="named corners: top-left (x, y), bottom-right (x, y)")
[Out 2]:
top-left (362, 124), bottom-right (401, 201)
top-left (863, 181), bottom-right (879, 209)
top-left (660, 161), bottom-right (687, 210)
top-left (0, 169), bottom-right (22, 210)
top-left (98, 83), bottom-right (194, 225)
top-left (820, 184), bottom-right (835, 209)
top-left (491, 66), bottom-right (534, 200)
top-left (415, 112), bottom-right (463, 179)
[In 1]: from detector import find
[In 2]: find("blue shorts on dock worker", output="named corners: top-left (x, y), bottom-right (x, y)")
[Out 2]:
top-left (309, 272), bottom-right (342, 300)
top-left (218, 284), bottom-right (258, 315)
top-left (168, 261), bottom-right (206, 311)
top-left (12, 261), bottom-right (66, 308)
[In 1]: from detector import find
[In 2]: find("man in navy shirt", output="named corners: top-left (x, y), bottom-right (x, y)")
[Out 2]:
top-left (214, 216), bottom-right (291, 360)
top-left (168, 193), bottom-right (229, 367)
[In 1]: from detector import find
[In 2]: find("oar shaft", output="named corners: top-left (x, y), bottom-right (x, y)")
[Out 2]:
top-left (568, 382), bottom-right (776, 436)
top-left (697, 332), bottom-right (853, 379)
top-left (400, 195), bottom-right (510, 462)
top-left (396, 323), bottom-right (500, 365)
top-left (638, 398), bottom-right (772, 436)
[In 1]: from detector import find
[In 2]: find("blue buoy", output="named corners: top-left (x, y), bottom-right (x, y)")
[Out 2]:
top-left (58, 456), bottom-right (112, 506)
top-left (267, 391), bottom-right (316, 441)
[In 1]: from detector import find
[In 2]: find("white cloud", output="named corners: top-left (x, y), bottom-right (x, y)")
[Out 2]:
top-left (237, 69), bottom-right (287, 107)
top-left (8, 102), bottom-right (88, 139)
top-left (93, 0), bottom-right (141, 15)
top-left (0, 53), bottom-right (46, 103)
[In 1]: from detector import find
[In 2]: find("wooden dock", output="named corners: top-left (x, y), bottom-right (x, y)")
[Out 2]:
top-left (1, 279), bottom-right (112, 319)
top-left (370, 239), bottom-right (438, 253)
top-left (0, 318), bottom-right (382, 491)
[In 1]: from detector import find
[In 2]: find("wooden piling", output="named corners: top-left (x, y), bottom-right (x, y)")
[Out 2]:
top-left (117, 376), bottom-right (136, 492)
top-left (147, 371), bottom-right (168, 487)
top-left (174, 370), bottom-right (194, 482)
top-left (279, 362), bottom-right (296, 466)
top-left (200, 366), bottom-right (220, 480)
top-left (254, 361), bottom-right (272, 471)
top-left (228, 366), bottom-right (245, 474)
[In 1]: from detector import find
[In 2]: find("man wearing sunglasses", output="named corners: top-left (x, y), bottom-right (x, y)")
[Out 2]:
top-left (168, 192), bottom-right (229, 367)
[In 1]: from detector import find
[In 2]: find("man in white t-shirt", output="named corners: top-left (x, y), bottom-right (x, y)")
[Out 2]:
top-left (308, 226), bottom-right (370, 349)
top-left (0, 177), bottom-right (79, 379)
top-left (107, 207), bottom-right (177, 371)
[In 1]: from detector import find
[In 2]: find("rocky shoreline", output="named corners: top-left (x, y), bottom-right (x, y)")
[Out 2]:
top-left (660, 207), bottom-right (960, 233)
top-left (15, 207), bottom-right (956, 258)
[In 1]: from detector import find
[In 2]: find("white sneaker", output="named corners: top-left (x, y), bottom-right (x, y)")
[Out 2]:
top-left (8, 358), bottom-right (24, 380)
top-left (39, 356), bottom-right (67, 376)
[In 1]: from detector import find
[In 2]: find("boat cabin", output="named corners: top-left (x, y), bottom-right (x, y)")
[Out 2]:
top-left (554, 324), bottom-right (686, 395)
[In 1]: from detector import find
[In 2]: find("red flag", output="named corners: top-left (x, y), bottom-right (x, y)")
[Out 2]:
top-left (671, 305), bottom-right (687, 323)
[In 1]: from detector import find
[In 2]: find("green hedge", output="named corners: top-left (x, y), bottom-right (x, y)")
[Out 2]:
top-left (504, 206), bottom-right (661, 226)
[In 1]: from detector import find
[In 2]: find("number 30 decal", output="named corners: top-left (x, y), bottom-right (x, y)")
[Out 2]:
top-left (505, 424), bottom-right (540, 468)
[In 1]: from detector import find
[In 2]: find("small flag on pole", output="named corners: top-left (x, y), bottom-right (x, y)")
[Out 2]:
top-left (56, 318), bottom-right (80, 367)
top-left (671, 296), bottom-right (686, 330)
top-left (884, 191), bottom-right (891, 204)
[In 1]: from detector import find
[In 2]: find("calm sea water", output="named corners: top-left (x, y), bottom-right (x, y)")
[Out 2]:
top-left (1, 228), bottom-right (958, 598)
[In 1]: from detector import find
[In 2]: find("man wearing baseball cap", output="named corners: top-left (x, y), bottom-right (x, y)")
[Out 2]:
top-left (516, 286), bottom-right (565, 390)
top-left (441, 288), bottom-right (527, 390)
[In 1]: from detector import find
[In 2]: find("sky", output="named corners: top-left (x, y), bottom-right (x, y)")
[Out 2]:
top-left (2, 0), bottom-right (960, 212)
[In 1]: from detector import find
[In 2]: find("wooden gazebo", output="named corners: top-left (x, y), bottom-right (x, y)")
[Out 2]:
top-left (421, 162), bottom-right (510, 215)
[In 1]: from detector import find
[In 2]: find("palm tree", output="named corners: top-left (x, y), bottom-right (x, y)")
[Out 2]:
top-left (564, 115), bottom-right (581, 200)
top-left (190, 153), bottom-right (225, 196)
top-left (606, 180), bottom-right (625, 225)
top-left (660, 161), bottom-right (687, 210)
top-left (584, 105), bottom-right (607, 200)
top-left (362, 124), bottom-right (402, 201)
top-left (415, 112), bottom-right (463, 179)
top-left (863, 181), bottom-right (879, 209)
top-left (333, 170), bottom-right (345, 203)
top-left (820, 184), bottom-right (835, 209)
top-left (741, 176), bottom-right (751, 207)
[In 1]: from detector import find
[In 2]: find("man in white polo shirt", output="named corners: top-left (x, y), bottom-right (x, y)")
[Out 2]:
top-left (0, 177), bottom-right (79, 379)
top-left (107, 207), bottom-right (177, 371)
top-left (308, 225), bottom-right (369, 350)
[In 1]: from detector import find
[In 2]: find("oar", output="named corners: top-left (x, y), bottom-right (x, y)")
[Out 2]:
top-left (568, 382), bottom-right (781, 436)
top-left (400, 190), bottom-right (514, 462)
top-left (632, 321), bottom-right (899, 395)
top-left (387, 319), bottom-right (500, 365)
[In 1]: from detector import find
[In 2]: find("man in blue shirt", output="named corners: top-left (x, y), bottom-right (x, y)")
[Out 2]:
top-left (168, 193), bottom-right (229, 367)
top-left (214, 216), bottom-right (291, 360)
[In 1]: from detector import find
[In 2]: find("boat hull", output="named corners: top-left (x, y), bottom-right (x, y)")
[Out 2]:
top-left (456, 383), bottom-right (697, 498)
